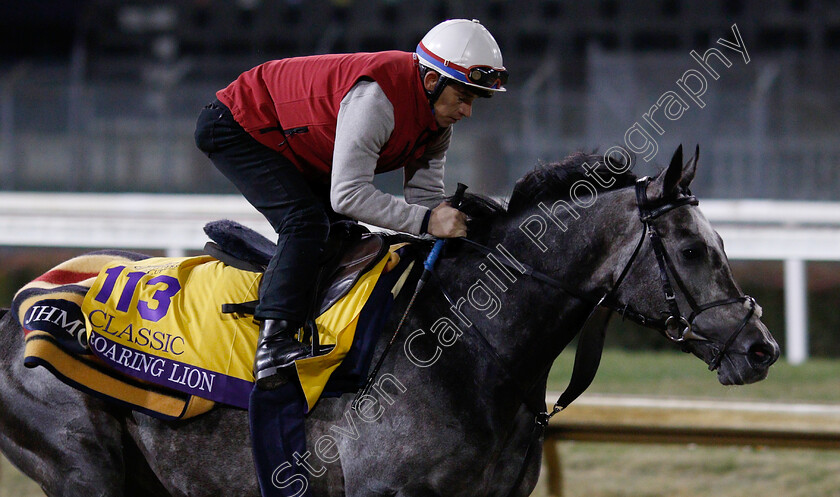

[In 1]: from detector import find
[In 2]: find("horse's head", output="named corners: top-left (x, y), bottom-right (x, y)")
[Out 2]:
top-left (602, 145), bottom-right (780, 385)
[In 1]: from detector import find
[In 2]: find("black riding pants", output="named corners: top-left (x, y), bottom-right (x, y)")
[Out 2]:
top-left (195, 100), bottom-right (330, 323)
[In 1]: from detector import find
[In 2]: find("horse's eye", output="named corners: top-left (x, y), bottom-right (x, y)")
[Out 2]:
top-left (681, 246), bottom-right (704, 260)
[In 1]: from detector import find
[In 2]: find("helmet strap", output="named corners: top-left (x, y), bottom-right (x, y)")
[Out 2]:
top-left (428, 76), bottom-right (449, 109)
top-left (420, 66), bottom-right (448, 109)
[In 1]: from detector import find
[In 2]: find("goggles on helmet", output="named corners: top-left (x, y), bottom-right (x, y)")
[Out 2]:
top-left (466, 66), bottom-right (508, 90)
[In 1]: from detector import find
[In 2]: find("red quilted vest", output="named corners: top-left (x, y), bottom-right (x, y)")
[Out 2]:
top-left (217, 51), bottom-right (439, 184)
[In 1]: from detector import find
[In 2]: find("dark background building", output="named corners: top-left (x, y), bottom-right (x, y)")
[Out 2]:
top-left (1, 0), bottom-right (839, 199)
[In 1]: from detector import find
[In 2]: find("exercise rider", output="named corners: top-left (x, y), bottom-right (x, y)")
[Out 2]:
top-left (196, 19), bottom-right (508, 389)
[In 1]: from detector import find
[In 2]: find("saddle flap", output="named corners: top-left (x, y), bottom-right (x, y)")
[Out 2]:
top-left (316, 234), bottom-right (388, 316)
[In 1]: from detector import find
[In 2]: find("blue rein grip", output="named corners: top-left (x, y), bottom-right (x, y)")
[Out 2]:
top-left (423, 239), bottom-right (446, 272)
top-left (422, 183), bottom-right (468, 273)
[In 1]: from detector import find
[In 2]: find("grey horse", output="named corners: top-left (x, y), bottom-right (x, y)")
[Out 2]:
top-left (0, 146), bottom-right (779, 496)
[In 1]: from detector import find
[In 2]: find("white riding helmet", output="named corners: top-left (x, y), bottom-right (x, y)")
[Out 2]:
top-left (416, 19), bottom-right (508, 95)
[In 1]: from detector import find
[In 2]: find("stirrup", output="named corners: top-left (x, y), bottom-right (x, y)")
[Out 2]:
top-left (255, 364), bottom-right (296, 389)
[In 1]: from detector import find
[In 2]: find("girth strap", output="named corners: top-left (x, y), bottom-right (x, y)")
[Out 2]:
top-left (221, 300), bottom-right (259, 315)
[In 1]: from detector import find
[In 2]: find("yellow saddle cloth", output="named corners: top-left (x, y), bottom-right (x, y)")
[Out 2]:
top-left (16, 246), bottom-right (414, 419)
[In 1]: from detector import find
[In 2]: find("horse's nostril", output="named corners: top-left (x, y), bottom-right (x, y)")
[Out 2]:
top-left (748, 343), bottom-right (778, 368)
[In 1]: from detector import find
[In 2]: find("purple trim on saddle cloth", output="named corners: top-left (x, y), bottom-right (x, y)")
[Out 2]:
top-left (88, 330), bottom-right (253, 409)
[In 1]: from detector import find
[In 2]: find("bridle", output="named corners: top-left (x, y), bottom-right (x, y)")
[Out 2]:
top-left (602, 176), bottom-right (759, 372)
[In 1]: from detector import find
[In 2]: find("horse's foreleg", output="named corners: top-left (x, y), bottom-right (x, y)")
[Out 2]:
top-left (0, 392), bottom-right (130, 496)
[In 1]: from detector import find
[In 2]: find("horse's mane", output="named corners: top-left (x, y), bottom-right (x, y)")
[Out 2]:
top-left (456, 151), bottom-right (638, 242)
top-left (507, 151), bottom-right (637, 213)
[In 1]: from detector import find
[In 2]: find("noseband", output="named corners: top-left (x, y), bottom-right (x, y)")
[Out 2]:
top-left (602, 177), bottom-right (758, 371)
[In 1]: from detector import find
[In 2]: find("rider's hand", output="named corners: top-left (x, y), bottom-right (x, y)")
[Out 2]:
top-left (427, 202), bottom-right (467, 238)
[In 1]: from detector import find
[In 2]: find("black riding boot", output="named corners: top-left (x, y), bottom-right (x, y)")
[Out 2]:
top-left (254, 319), bottom-right (311, 390)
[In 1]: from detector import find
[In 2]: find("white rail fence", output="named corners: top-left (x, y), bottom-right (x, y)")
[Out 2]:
top-left (2, 193), bottom-right (840, 364)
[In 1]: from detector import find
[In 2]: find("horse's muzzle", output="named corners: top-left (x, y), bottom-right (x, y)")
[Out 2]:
top-left (713, 321), bottom-right (780, 385)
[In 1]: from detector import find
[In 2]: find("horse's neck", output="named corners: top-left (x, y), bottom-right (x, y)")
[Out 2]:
top-left (431, 228), bottom-right (600, 394)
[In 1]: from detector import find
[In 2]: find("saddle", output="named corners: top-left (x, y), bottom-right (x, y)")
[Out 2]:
top-left (203, 219), bottom-right (390, 320)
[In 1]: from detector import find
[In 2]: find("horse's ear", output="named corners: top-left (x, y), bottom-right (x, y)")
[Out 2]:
top-left (680, 144), bottom-right (699, 189)
top-left (649, 144), bottom-right (684, 199)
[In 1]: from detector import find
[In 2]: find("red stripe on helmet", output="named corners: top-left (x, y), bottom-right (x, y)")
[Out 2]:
top-left (417, 41), bottom-right (471, 74)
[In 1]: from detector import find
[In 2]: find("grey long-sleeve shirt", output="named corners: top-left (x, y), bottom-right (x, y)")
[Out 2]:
top-left (330, 80), bottom-right (451, 235)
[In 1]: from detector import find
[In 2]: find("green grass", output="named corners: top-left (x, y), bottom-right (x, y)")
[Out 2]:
top-left (539, 443), bottom-right (840, 497)
top-left (0, 457), bottom-right (43, 497)
top-left (3, 349), bottom-right (840, 496)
